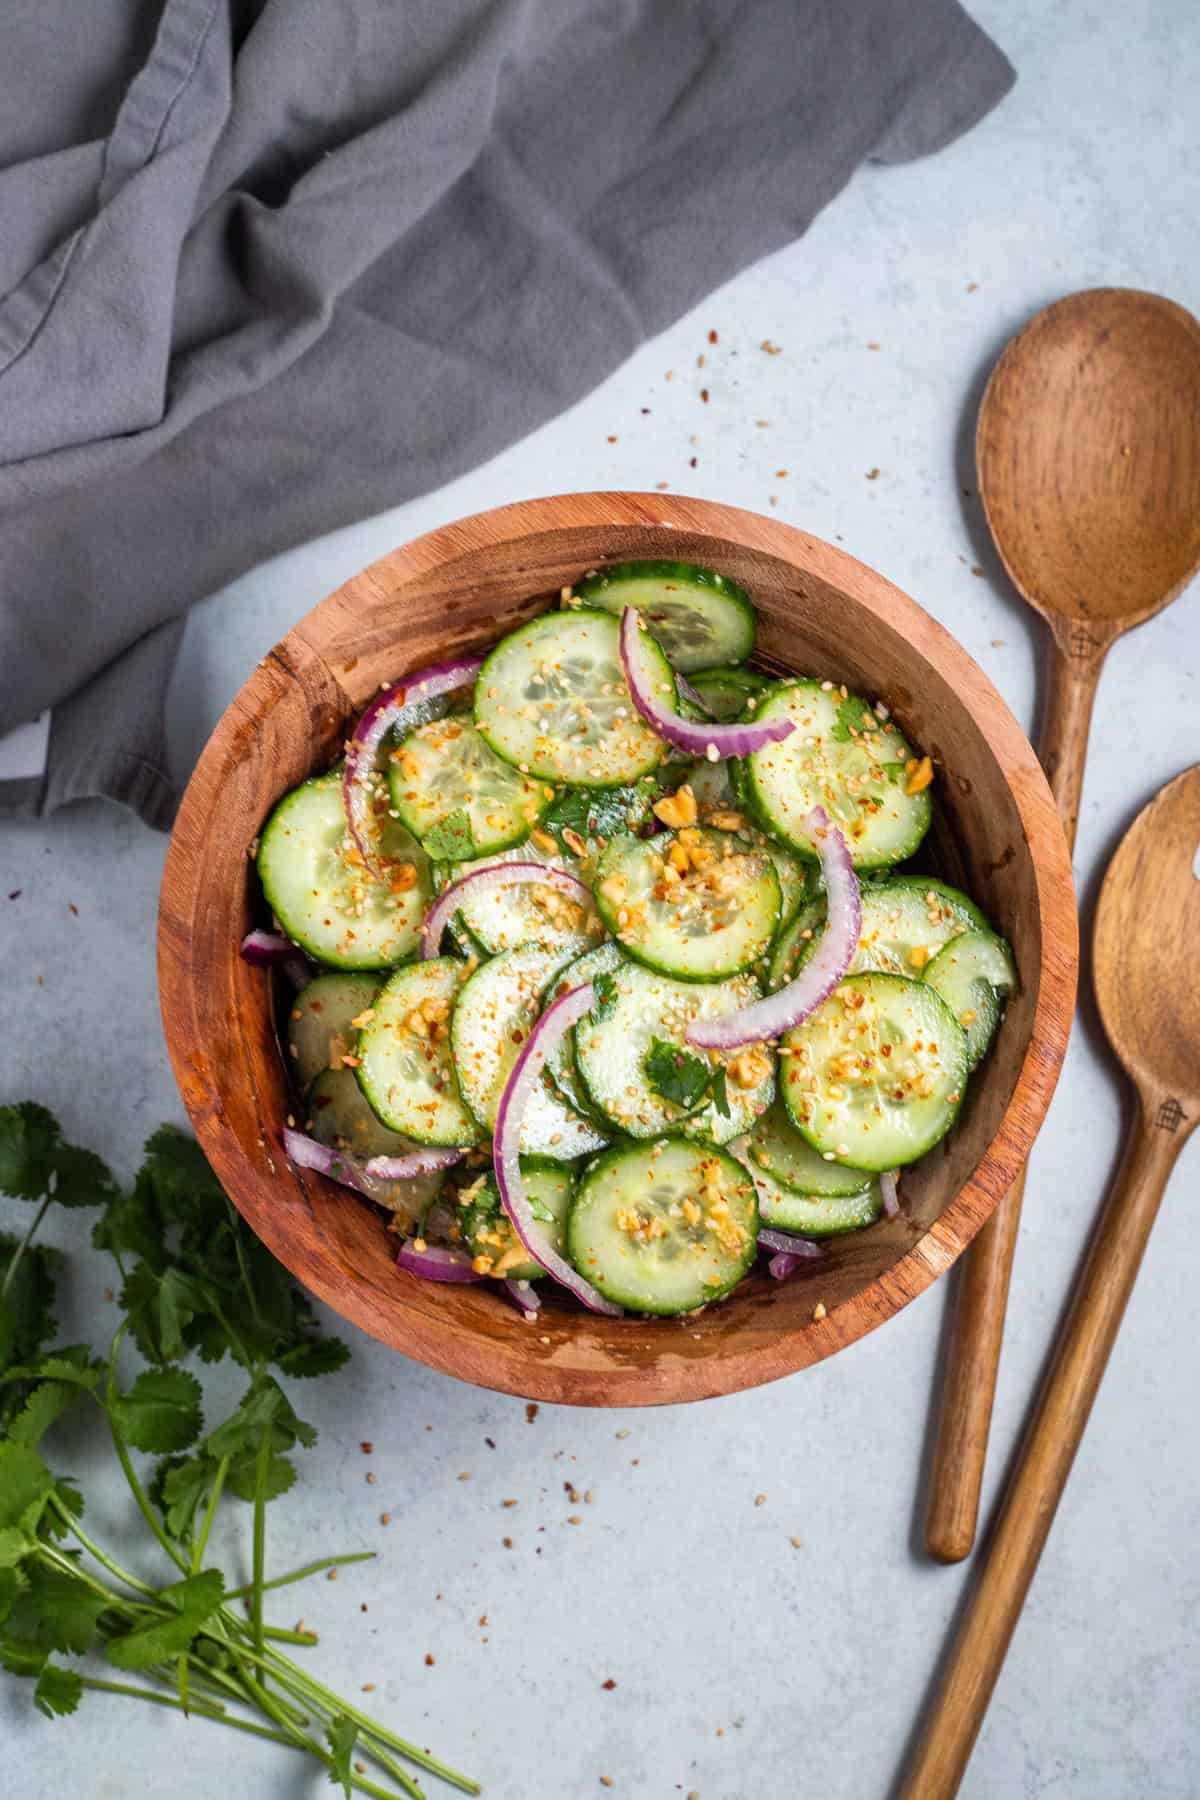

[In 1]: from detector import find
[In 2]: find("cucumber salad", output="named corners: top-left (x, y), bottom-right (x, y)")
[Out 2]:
top-left (242, 561), bottom-right (1017, 1320)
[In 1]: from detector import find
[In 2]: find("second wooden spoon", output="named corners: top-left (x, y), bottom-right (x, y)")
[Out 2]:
top-left (925, 287), bottom-right (1200, 1563)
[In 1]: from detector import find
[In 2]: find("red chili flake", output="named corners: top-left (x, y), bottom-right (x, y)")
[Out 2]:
top-left (511, 1030), bottom-right (524, 1046)
top-left (607, 435), bottom-right (618, 443)
top-left (699, 388), bottom-right (710, 403)
top-left (689, 457), bottom-right (697, 468)
top-left (708, 328), bottom-right (718, 344)
top-left (424, 1654), bottom-right (435, 1667)
top-left (601, 1679), bottom-right (617, 1691)
top-left (360, 1441), bottom-right (373, 1454)
top-left (68, 902), bottom-right (79, 916)
top-left (526, 1403), bottom-right (539, 1423)
top-left (502, 1536), bottom-right (514, 1548)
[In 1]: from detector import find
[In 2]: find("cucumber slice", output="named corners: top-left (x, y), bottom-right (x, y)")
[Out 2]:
top-left (686, 771), bottom-right (813, 930)
top-left (573, 561), bottom-right (755, 673)
top-left (475, 608), bottom-right (672, 787)
top-left (287, 973), bottom-right (380, 1092)
top-left (746, 1156), bottom-right (883, 1239)
top-left (574, 960), bottom-right (775, 1144)
top-left (567, 1138), bottom-right (758, 1313)
top-left (355, 958), bottom-right (482, 1146)
top-left (541, 943), bottom-right (624, 1121)
top-left (450, 946), bottom-right (609, 1159)
top-left (922, 928), bottom-right (1017, 1068)
top-left (457, 1163), bottom-right (573, 1282)
top-left (781, 973), bottom-right (970, 1169)
top-left (746, 682), bottom-right (932, 869)
top-left (258, 769), bottom-right (432, 969)
top-left (437, 842), bottom-right (602, 955)
top-left (687, 666), bottom-right (771, 720)
top-left (388, 716), bottom-right (550, 856)
top-left (306, 1067), bottom-right (446, 1229)
top-left (743, 1098), bottom-right (874, 1197)
top-left (769, 876), bottom-right (988, 990)
top-left (594, 829), bottom-right (780, 980)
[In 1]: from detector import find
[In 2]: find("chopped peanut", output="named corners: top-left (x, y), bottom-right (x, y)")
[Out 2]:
top-left (908, 945), bottom-right (931, 970)
top-left (653, 784), bottom-right (697, 829)
top-left (731, 1047), bottom-right (771, 1089)
top-left (706, 810), bottom-right (745, 832)
top-left (390, 862), bottom-right (419, 892)
top-left (905, 756), bottom-right (934, 795)
top-left (530, 828), bottom-right (558, 854)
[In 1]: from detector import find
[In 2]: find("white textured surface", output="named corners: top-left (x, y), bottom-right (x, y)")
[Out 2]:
top-left (3, 4), bottom-right (1199, 1795)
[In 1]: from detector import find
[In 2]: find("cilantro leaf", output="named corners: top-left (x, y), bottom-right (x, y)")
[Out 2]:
top-left (41, 1480), bottom-right (84, 1543)
top-left (541, 780), bottom-right (658, 853)
top-left (0, 1444), bottom-right (54, 1536)
top-left (141, 1126), bottom-right (226, 1223)
top-left (92, 1171), bottom-right (167, 1271)
top-left (644, 1039), bottom-right (713, 1111)
top-left (206, 1375), bottom-right (317, 1463)
top-left (5, 1376), bottom-right (86, 1450)
top-left (5, 1560), bottom-right (108, 1655)
top-left (110, 1369), bottom-right (203, 1454)
top-left (0, 1635), bottom-right (46, 1676)
top-left (882, 760), bottom-right (907, 784)
top-left (590, 972), bottom-right (619, 1020)
top-left (710, 1065), bottom-right (731, 1120)
top-left (0, 1104), bottom-right (116, 1208)
top-left (274, 1338), bottom-right (351, 1380)
top-left (829, 693), bottom-right (875, 744)
top-left (326, 1714), bottom-right (359, 1797)
top-left (105, 1570), bottom-right (224, 1671)
top-left (0, 1235), bottom-right (59, 1377)
top-left (35, 1661), bottom-right (83, 1719)
top-left (420, 808), bottom-right (476, 860)
top-left (226, 1454), bottom-right (296, 1506)
top-left (150, 1455), bottom-right (217, 1541)
top-left (0, 1566), bottom-right (24, 1626)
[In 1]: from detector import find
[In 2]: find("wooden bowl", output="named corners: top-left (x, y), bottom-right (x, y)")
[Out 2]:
top-left (159, 493), bottom-right (1077, 1406)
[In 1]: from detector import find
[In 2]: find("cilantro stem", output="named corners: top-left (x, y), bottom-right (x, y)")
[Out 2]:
top-left (35, 1545), bottom-right (144, 1615)
top-left (77, 1676), bottom-right (297, 1748)
top-left (223, 1550), bottom-right (375, 1600)
top-left (259, 1624), bottom-right (319, 1645)
top-left (251, 1426), bottom-right (271, 1669)
top-left (261, 1650), bottom-right (480, 1794)
top-left (191, 1452), bottom-right (230, 1572)
top-left (104, 1324), bottom-right (190, 1576)
top-left (0, 1191), bottom-right (52, 1302)
top-left (42, 1504), bottom-right (157, 1597)
top-left (235, 1666), bottom-right (419, 1800)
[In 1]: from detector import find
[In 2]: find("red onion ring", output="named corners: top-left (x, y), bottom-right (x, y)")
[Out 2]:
top-left (241, 929), bottom-right (295, 965)
top-left (503, 1278), bottom-right (542, 1316)
top-left (494, 983), bottom-right (623, 1317)
top-left (283, 1128), bottom-right (461, 1208)
top-left (686, 806), bottom-right (860, 1050)
top-left (396, 1241), bottom-right (485, 1284)
top-left (880, 1169), bottom-right (900, 1218)
top-left (619, 607), bottom-right (794, 759)
top-left (343, 655), bottom-right (484, 869)
top-left (364, 1148), bottom-right (466, 1179)
top-left (420, 860), bottom-right (592, 960)
top-left (768, 1252), bottom-right (804, 1281)
top-left (758, 1226), bottom-right (821, 1258)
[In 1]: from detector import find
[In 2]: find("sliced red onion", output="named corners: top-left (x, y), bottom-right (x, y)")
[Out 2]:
top-left (758, 1226), bottom-right (822, 1258)
top-left (421, 861), bottom-right (591, 960)
top-left (619, 607), bottom-right (794, 759)
top-left (494, 983), bottom-right (623, 1317)
top-left (241, 929), bottom-right (295, 966)
top-left (880, 1169), bottom-right (900, 1218)
top-left (343, 655), bottom-right (484, 868)
top-left (396, 1241), bottom-right (485, 1284)
top-left (365, 1147), bottom-right (465, 1179)
top-left (283, 1126), bottom-right (382, 1201)
top-left (768, 1252), bottom-right (804, 1281)
top-left (503, 1278), bottom-right (542, 1317)
top-left (686, 806), bottom-right (860, 1050)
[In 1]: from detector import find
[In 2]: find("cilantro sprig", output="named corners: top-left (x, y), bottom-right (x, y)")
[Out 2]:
top-left (0, 1103), bottom-right (478, 1800)
top-left (643, 1040), bottom-right (731, 1118)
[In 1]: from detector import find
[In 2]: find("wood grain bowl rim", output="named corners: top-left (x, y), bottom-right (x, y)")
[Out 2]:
top-left (158, 492), bottom-right (1078, 1406)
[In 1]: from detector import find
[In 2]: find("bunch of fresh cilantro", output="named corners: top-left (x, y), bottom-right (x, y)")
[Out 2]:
top-left (0, 1103), bottom-right (478, 1800)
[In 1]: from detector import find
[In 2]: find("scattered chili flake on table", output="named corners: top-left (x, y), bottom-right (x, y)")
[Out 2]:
top-left (68, 902), bottom-right (79, 915)
top-left (479, 1614), bottom-right (488, 1627)
top-left (425, 1654), bottom-right (435, 1666)
top-left (607, 435), bottom-right (618, 443)
top-left (526, 1403), bottom-right (539, 1423)
top-left (501, 1497), bottom-right (518, 1508)
top-left (6, 889), bottom-right (20, 900)
top-left (754, 1494), bottom-right (767, 1507)
top-left (689, 456), bottom-right (697, 468)
top-left (602, 1679), bottom-right (618, 1691)
top-left (362, 1682), bottom-right (376, 1693)
top-left (360, 1441), bottom-right (373, 1454)
top-left (502, 1536), bottom-right (514, 1548)
top-left (700, 388), bottom-right (710, 403)
top-left (760, 338), bottom-right (782, 355)
top-left (380, 1511), bottom-right (391, 1525)
top-left (708, 328), bottom-right (718, 343)
top-left (774, 469), bottom-right (789, 479)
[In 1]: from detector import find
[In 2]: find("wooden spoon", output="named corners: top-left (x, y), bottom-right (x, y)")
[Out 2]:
top-left (904, 764), bottom-right (1200, 1795)
top-left (925, 288), bottom-right (1200, 1563)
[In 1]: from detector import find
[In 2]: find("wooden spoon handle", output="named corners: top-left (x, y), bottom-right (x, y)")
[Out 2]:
top-left (904, 1099), bottom-right (1186, 1797)
top-left (924, 636), bottom-right (1107, 1562)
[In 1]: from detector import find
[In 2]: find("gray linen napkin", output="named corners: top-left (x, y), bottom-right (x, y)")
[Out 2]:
top-left (0, 0), bottom-right (1013, 828)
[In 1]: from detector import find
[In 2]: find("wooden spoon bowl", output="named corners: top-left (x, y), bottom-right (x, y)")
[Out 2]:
top-left (158, 493), bottom-right (1077, 1405)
